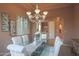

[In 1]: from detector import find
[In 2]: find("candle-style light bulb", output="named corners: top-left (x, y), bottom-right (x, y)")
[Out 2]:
top-left (36, 4), bottom-right (38, 9)
top-left (35, 4), bottom-right (40, 14)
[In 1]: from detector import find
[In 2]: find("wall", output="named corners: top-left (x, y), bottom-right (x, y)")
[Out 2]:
top-left (0, 4), bottom-right (26, 20)
top-left (73, 4), bottom-right (79, 39)
top-left (0, 4), bottom-right (74, 54)
top-left (0, 4), bottom-right (26, 53)
top-left (48, 6), bottom-right (73, 45)
top-left (29, 5), bottom-right (73, 46)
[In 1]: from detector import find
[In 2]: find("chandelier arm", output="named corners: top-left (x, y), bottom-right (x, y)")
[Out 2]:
top-left (30, 20), bottom-right (36, 23)
top-left (26, 4), bottom-right (48, 32)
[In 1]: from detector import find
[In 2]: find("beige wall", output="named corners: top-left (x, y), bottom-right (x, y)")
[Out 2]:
top-left (73, 4), bottom-right (79, 39)
top-left (0, 4), bottom-right (26, 20)
top-left (49, 6), bottom-right (73, 45)
top-left (0, 4), bottom-right (26, 53)
top-left (0, 4), bottom-right (75, 53)
top-left (30, 6), bottom-right (73, 45)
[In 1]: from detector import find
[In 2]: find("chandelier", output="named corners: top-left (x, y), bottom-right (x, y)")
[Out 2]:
top-left (26, 4), bottom-right (48, 23)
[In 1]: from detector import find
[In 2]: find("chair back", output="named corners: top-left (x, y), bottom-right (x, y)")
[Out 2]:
top-left (54, 36), bottom-right (63, 56)
top-left (12, 36), bottom-right (23, 45)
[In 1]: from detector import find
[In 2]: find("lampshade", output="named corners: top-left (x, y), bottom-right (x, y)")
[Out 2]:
top-left (26, 11), bottom-right (31, 15)
top-left (43, 11), bottom-right (48, 15)
top-left (35, 9), bottom-right (40, 14)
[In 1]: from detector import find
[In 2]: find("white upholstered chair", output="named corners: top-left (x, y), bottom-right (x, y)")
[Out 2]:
top-left (41, 36), bottom-right (63, 56)
top-left (7, 35), bottom-right (29, 56)
top-left (72, 40), bottom-right (79, 55)
top-left (7, 44), bottom-right (29, 56)
top-left (53, 36), bottom-right (63, 56)
top-left (7, 35), bottom-right (63, 56)
top-left (11, 36), bottom-right (23, 45)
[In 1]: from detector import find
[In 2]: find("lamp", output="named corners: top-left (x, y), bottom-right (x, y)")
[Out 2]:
top-left (26, 4), bottom-right (48, 32)
top-left (26, 4), bottom-right (48, 22)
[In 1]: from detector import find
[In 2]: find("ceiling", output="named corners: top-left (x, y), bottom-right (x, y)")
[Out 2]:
top-left (17, 3), bottom-right (73, 21)
top-left (18, 3), bottom-right (73, 11)
top-left (0, 3), bottom-right (73, 21)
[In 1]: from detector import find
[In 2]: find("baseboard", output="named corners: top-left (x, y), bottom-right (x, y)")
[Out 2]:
top-left (0, 52), bottom-right (10, 56)
top-left (63, 43), bottom-right (73, 47)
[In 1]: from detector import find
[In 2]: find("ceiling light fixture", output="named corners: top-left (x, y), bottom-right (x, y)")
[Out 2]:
top-left (26, 4), bottom-right (48, 23)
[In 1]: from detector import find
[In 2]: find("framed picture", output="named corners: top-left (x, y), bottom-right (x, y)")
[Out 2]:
top-left (1, 12), bottom-right (9, 32)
